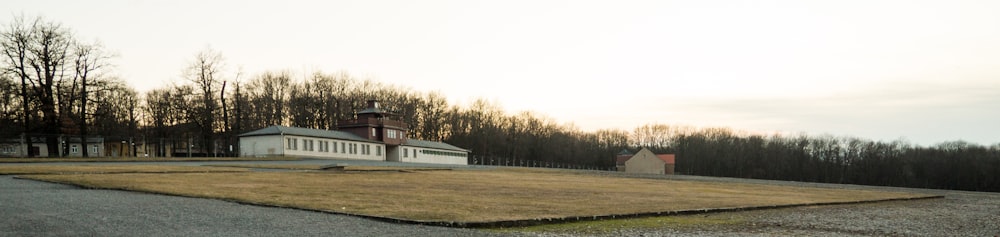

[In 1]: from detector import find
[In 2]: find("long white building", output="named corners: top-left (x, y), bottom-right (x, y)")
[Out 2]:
top-left (238, 101), bottom-right (469, 165)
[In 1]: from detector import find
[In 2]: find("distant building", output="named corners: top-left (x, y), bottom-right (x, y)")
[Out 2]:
top-left (615, 148), bottom-right (676, 175)
top-left (0, 136), bottom-right (109, 158)
top-left (238, 100), bottom-right (469, 165)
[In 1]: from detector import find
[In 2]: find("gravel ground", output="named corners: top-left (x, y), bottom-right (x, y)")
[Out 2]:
top-left (4, 160), bottom-right (999, 236)
top-left (524, 192), bottom-right (1000, 237)
top-left (0, 175), bottom-right (501, 237)
top-left (514, 174), bottom-right (1000, 237)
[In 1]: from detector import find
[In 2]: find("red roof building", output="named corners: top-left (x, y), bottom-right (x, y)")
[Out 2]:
top-left (615, 148), bottom-right (676, 175)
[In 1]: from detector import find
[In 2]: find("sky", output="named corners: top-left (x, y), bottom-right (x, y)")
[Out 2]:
top-left (5, 0), bottom-right (1000, 146)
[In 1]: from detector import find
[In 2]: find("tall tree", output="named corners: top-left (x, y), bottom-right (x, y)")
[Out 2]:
top-left (1, 15), bottom-right (37, 156)
top-left (184, 48), bottom-right (225, 156)
top-left (0, 16), bottom-right (76, 156)
top-left (72, 40), bottom-right (112, 157)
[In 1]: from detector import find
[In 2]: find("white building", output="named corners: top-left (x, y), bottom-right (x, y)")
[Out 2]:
top-left (238, 101), bottom-right (469, 165)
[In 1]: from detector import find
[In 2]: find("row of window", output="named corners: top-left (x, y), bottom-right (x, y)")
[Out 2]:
top-left (286, 137), bottom-right (382, 156)
top-left (402, 147), bottom-right (417, 158)
top-left (0, 145), bottom-right (100, 153)
top-left (68, 144), bottom-right (100, 154)
top-left (421, 149), bottom-right (467, 157)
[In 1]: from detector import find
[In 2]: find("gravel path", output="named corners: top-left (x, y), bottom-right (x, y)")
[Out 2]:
top-left (514, 174), bottom-right (1000, 237)
top-left (3, 161), bottom-right (999, 236)
top-left (0, 175), bottom-right (501, 237)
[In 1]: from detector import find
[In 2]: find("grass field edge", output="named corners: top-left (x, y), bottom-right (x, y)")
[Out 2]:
top-left (12, 175), bottom-right (943, 229)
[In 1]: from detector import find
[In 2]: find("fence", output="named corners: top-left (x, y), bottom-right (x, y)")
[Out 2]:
top-left (469, 155), bottom-right (615, 171)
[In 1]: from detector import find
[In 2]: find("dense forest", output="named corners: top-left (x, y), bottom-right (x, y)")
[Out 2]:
top-left (3, 16), bottom-right (999, 192)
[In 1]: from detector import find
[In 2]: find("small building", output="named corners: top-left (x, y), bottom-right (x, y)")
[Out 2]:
top-left (0, 136), bottom-right (107, 158)
top-left (238, 100), bottom-right (469, 165)
top-left (616, 148), bottom-right (676, 175)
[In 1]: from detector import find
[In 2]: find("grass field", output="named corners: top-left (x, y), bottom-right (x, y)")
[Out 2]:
top-left (206, 164), bottom-right (452, 172)
top-left (0, 157), bottom-right (301, 163)
top-left (20, 167), bottom-right (934, 225)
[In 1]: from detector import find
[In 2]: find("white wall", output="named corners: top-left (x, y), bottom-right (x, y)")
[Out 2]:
top-left (398, 146), bottom-right (468, 165)
top-left (239, 135), bottom-right (470, 165)
top-left (625, 149), bottom-right (665, 174)
top-left (272, 135), bottom-right (385, 161)
top-left (240, 135), bottom-right (283, 157)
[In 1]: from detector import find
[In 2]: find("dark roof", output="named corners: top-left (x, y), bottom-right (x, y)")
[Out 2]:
top-left (657, 154), bottom-right (676, 164)
top-left (617, 149), bottom-right (633, 155)
top-left (358, 107), bottom-right (388, 114)
top-left (615, 155), bottom-right (634, 165)
top-left (238, 125), bottom-right (371, 142)
top-left (403, 139), bottom-right (468, 152)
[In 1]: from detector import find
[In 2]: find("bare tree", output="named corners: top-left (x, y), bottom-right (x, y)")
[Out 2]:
top-left (0, 16), bottom-right (75, 156)
top-left (184, 48), bottom-right (225, 156)
top-left (1, 15), bottom-right (37, 156)
top-left (72, 40), bottom-right (112, 157)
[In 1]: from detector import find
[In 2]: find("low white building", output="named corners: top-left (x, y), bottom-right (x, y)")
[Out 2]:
top-left (238, 101), bottom-right (469, 165)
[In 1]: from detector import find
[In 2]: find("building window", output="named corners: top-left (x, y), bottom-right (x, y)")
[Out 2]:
top-left (421, 149), bottom-right (467, 157)
top-left (70, 144), bottom-right (79, 153)
top-left (287, 138), bottom-right (299, 150)
top-left (92, 145), bottom-right (99, 154)
top-left (388, 130), bottom-right (396, 139)
top-left (403, 148), bottom-right (408, 158)
top-left (333, 141), bottom-right (338, 153)
top-left (0, 146), bottom-right (13, 153)
top-left (372, 128), bottom-right (377, 137)
top-left (376, 146), bottom-right (382, 156)
top-left (413, 149), bottom-right (417, 158)
top-left (341, 142), bottom-right (346, 153)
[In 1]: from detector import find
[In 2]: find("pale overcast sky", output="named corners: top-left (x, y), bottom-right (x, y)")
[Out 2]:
top-left (6, 0), bottom-right (1000, 146)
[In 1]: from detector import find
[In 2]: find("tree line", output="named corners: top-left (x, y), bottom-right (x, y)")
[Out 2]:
top-left (3, 16), bottom-right (998, 192)
top-left (634, 124), bottom-right (1000, 192)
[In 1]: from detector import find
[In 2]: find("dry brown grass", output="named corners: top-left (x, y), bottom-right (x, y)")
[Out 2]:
top-left (205, 164), bottom-right (325, 170)
top-left (0, 165), bottom-right (248, 175)
top-left (206, 164), bottom-right (452, 172)
top-left (0, 157), bottom-right (301, 163)
top-left (22, 168), bottom-right (932, 223)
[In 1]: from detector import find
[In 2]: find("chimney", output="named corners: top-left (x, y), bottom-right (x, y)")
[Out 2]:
top-left (366, 100), bottom-right (379, 109)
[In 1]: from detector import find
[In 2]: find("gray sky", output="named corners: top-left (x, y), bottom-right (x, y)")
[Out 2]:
top-left (6, 0), bottom-right (1000, 146)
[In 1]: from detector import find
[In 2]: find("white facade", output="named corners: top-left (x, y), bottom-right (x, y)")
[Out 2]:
top-left (238, 125), bottom-right (469, 165)
top-left (281, 135), bottom-right (384, 161)
top-left (239, 135), bottom-right (283, 157)
top-left (240, 134), bottom-right (385, 161)
top-left (396, 146), bottom-right (468, 165)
